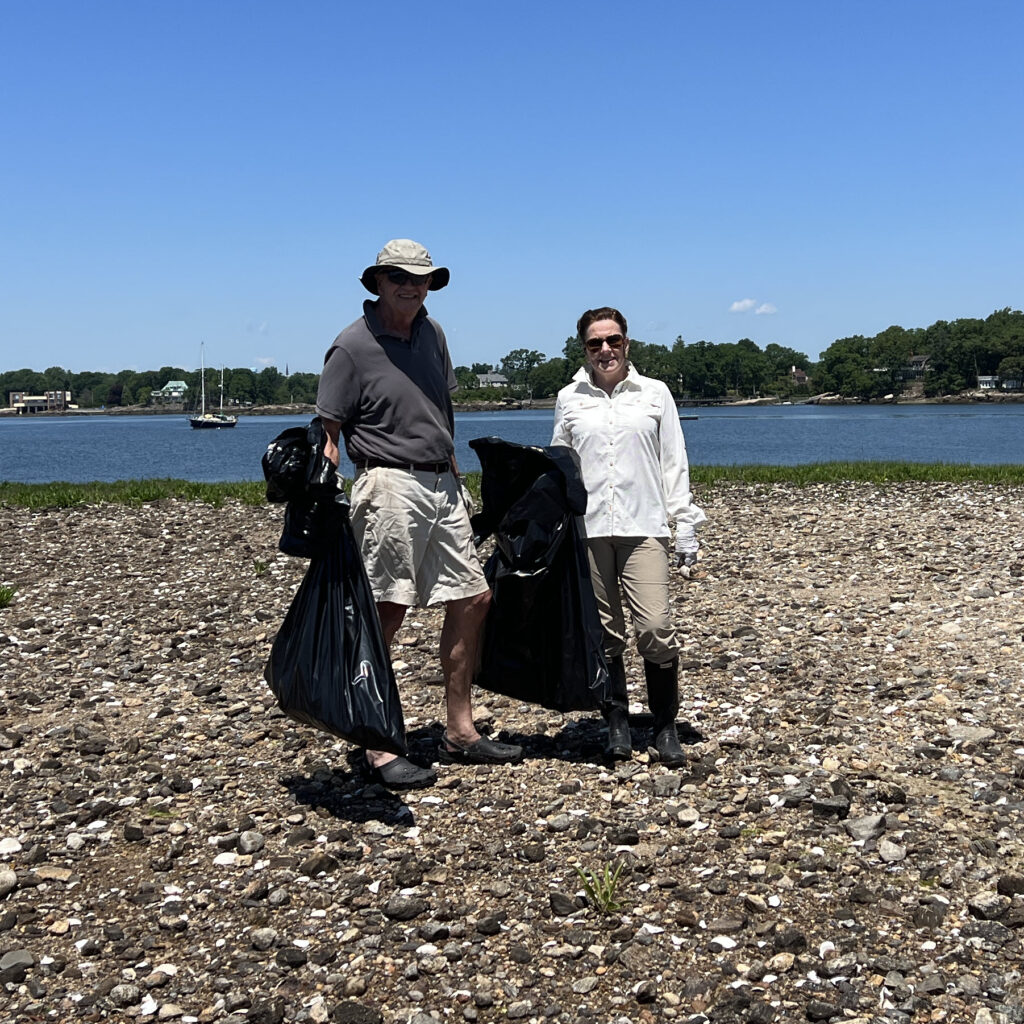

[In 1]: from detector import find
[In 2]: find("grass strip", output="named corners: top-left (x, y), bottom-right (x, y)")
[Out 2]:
top-left (689, 462), bottom-right (1024, 486)
top-left (3, 462), bottom-right (1024, 509)
top-left (0, 479), bottom-right (267, 509)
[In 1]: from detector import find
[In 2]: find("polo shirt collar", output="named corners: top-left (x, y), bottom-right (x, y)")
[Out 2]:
top-left (363, 299), bottom-right (429, 342)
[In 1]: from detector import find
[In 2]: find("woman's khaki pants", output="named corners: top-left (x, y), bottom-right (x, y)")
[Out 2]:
top-left (586, 536), bottom-right (678, 667)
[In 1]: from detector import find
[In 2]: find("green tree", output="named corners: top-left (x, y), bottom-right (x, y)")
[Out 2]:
top-left (42, 366), bottom-right (72, 391)
top-left (255, 367), bottom-right (284, 405)
top-left (499, 348), bottom-right (545, 386)
top-left (3, 369), bottom-right (47, 394)
top-left (675, 340), bottom-right (728, 398)
top-left (996, 355), bottom-right (1024, 386)
top-left (628, 341), bottom-right (676, 390)
top-left (562, 335), bottom-right (585, 371)
top-left (228, 368), bottom-right (256, 405)
top-left (528, 357), bottom-right (570, 398)
top-left (762, 343), bottom-right (809, 381)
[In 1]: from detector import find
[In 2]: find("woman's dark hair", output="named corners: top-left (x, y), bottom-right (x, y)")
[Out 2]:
top-left (577, 307), bottom-right (628, 341)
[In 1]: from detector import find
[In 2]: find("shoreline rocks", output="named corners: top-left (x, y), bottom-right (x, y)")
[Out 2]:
top-left (3, 483), bottom-right (1024, 1022)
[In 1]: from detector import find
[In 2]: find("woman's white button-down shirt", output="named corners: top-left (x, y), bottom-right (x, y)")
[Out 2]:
top-left (551, 365), bottom-right (706, 540)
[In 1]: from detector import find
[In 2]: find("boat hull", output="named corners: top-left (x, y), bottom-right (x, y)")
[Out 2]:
top-left (189, 415), bottom-right (237, 429)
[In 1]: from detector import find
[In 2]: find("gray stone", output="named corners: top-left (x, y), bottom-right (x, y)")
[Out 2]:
top-left (0, 949), bottom-right (34, 972)
top-left (383, 894), bottom-right (428, 920)
top-left (549, 891), bottom-right (578, 916)
top-left (845, 813), bottom-right (886, 842)
top-left (0, 868), bottom-right (17, 898)
top-left (108, 983), bottom-right (142, 1007)
top-left (238, 830), bottom-right (266, 854)
top-left (251, 927), bottom-right (278, 950)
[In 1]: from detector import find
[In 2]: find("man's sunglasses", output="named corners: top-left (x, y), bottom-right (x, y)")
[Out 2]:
top-left (584, 333), bottom-right (625, 352)
top-left (383, 269), bottom-right (432, 286)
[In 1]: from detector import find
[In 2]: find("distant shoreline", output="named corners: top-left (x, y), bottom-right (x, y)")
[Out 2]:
top-left (2, 390), bottom-right (1022, 419)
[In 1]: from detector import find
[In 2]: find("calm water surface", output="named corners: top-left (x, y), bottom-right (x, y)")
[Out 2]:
top-left (1, 404), bottom-right (1022, 483)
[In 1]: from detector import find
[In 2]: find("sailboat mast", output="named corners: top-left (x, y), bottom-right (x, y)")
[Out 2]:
top-left (200, 344), bottom-right (206, 415)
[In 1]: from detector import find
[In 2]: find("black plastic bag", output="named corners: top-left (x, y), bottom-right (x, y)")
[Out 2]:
top-left (263, 418), bottom-right (328, 503)
top-left (469, 437), bottom-right (610, 712)
top-left (264, 505), bottom-right (407, 755)
top-left (263, 416), bottom-right (347, 558)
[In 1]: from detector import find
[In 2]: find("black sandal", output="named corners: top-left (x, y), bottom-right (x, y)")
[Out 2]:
top-left (439, 730), bottom-right (523, 765)
top-left (367, 756), bottom-right (437, 789)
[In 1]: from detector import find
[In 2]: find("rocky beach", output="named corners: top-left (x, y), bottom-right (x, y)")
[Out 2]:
top-left (2, 483), bottom-right (1024, 1024)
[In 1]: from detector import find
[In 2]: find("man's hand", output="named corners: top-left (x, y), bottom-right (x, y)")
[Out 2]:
top-left (674, 530), bottom-right (699, 569)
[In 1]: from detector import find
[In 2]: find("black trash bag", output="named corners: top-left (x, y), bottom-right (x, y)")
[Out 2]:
top-left (263, 418), bottom-right (327, 503)
top-left (263, 416), bottom-right (348, 558)
top-left (263, 504), bottom-right (407, 756)
top-left (469, 436), bottom-right (610, 713)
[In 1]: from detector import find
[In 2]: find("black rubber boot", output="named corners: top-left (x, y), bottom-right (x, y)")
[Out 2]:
top-left (603, 655), bottom-right (632, 761)
top-left (645, 658), bottom-right (686, 768)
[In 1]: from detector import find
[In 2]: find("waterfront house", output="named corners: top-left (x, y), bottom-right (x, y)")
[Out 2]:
top-left (476, 372), bottom-right (509, 389)
top-left (151, 380), bottom-right (188, 403)
top-left (8, 390), bottom-right (72, 413)
top-left (978, 376), bottom-right (1000, 390)
top-left (901, 354), bottom-right (930, 380)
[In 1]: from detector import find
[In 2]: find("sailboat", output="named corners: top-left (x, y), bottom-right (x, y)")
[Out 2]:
top-left (189, 344), bottom-right (238, 429)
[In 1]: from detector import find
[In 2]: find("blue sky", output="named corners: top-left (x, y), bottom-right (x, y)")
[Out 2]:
top-left (2, 0), bottom-right (1021, 374)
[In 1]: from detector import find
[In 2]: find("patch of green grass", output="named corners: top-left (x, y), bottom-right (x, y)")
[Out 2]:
top-left (0, 479), bottom-right (267, 508)
top-left (0, 585), bottom-right (15, 608)
top-left (145, 806), bottom-right (178, 819)
top-left (575, 861), bottom-right (625, 914)
top-left (253, 559), bottom-right (269, 576)
top-left (690, 461), bottom-right (1024, 487)
top-left (3, 463), bottom-right (1024, 510)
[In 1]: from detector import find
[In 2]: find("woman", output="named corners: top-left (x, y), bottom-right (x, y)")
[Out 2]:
top-left (551, 307), bottom-right (705, 766)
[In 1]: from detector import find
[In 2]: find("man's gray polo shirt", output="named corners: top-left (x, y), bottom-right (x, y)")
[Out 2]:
top-left (315, 300), bottom-right (457, 464)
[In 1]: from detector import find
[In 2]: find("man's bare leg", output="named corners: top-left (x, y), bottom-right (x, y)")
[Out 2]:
top-left (364, 601), bottom-right (407, 770)
top-left (438, 591), bottom-right (491, 746)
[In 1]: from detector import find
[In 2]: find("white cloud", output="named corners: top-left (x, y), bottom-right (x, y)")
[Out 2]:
top-left (255, 356), bottom-right (275, 367)
top-left (730, 298), bottom-right (757, 313)
top-left (755, 303), bottom-right (778, 315)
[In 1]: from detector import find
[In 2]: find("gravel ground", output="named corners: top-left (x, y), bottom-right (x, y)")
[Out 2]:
top-left (2, 483), bottom-right (1024, 1024)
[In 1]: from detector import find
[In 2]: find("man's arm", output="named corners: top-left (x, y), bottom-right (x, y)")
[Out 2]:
top-left (322, 418), bottom-right (342, 468)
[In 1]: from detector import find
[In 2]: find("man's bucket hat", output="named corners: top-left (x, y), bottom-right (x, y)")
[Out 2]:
top-left (360, 239), bottom-right (450, 294)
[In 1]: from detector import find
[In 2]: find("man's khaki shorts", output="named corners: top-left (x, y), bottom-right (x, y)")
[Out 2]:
top-left (349, 466), bottom-right (489, 608)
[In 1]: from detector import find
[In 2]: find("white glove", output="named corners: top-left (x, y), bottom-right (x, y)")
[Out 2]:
top-left (674, 529), bottom-right (699, 569)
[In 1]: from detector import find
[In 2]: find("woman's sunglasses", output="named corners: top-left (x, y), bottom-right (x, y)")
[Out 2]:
top-left (584, 334), bottom-right (625, 352)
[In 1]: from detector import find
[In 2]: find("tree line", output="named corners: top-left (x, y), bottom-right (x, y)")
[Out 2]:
top-left (459, 307), bottom-right (1024, 400)
top-left (3, 308), bottom-right (1021, 409)
top-left (0, 365), bottom-right (321, 409)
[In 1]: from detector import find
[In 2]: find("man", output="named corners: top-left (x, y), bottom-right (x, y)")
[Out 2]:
top-left (316, 239), bottom-right (522, 788)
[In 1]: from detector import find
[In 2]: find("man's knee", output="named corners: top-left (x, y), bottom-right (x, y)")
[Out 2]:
top-left (376, 601), bottom-right (407, 643)
top-left (448, 589), bottom-right (491, 626)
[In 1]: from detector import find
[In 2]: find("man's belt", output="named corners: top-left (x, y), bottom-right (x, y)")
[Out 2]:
top-left (355, 459), bottom-right (452, 474)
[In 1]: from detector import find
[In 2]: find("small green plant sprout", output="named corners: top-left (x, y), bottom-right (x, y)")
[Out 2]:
top-left (574, 860), bottom-right (625, 914)
top-left (253, 559), bottom-right (269, 577)
top-left (0, 585), bottom-right (16, 609)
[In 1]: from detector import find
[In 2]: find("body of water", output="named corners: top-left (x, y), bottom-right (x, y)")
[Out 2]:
top-left (1, 404), bottom-right (1022, 483)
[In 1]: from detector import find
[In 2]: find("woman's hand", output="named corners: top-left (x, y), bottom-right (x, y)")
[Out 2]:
top-left (674, 529), bottom-right (699, 568)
